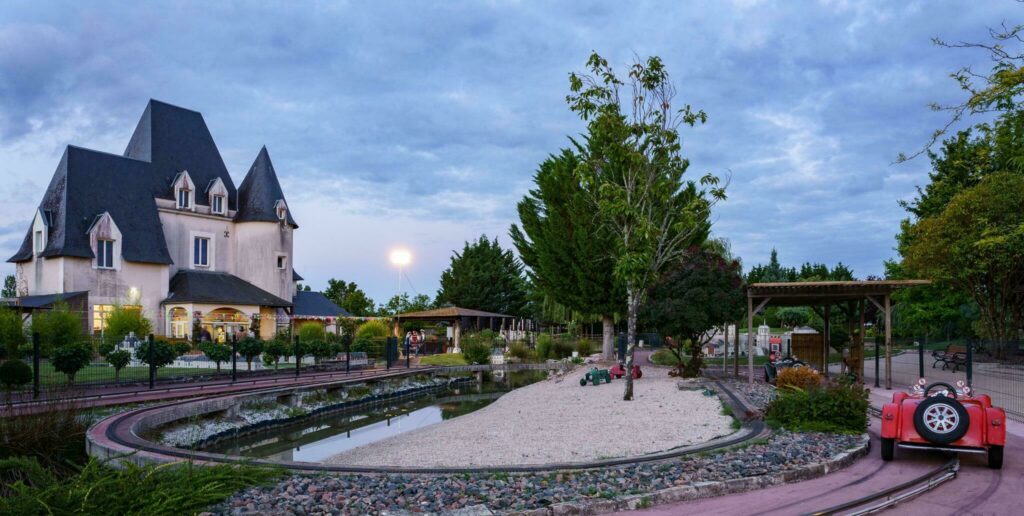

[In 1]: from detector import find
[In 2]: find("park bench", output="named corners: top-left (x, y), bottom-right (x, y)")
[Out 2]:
top-left (580, 368), bottom-right (612, 386)
top-left (931, 345), bottom-right (968, 372)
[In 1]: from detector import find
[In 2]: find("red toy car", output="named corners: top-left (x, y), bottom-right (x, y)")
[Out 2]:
top-left (880, 379), bottom-right (1006, 469)
top-left (609, 363), bottom-right (642, 380)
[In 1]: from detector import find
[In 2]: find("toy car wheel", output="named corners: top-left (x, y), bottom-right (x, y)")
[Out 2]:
top-left (988, 445), bottom-right (1003, 470)
top-left (881, 437), bottom-right (894, 461)
top-left (579, 378), bottom-right (587, 387)
top-left (913, 395), bottom-right (970, 445)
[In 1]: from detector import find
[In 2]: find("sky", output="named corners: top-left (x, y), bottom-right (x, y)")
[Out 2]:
top-left (0, 1), bottom-right (1018, 304)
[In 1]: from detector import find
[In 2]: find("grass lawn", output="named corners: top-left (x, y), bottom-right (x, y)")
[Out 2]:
top-left (34, 360), bottom-right (297, 387)
top-left (418, 354), bottom-right (468, 366)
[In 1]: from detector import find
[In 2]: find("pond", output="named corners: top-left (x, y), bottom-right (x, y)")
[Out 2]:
top-left (202, 370), bottom-right (546, 463)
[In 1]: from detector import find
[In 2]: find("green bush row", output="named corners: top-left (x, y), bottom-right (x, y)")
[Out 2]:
top-left (764, 380), bottom-right (869, 433)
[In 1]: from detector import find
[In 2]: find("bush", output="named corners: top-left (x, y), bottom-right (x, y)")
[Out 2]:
top-left (261, 338), bottom-right (290, 370)
top-left (535, 334), bottom-right (553, 360)
top-left (30, 302), bottom-right (82, 358)
top-left (551, 337), bottom-right (574, 359)
top-left (0, 307), bottom-right (26, 359)
top-left (355, 319), bottom-right (389, 340)
top-left (200, 342), bottom-right (233, 373)
top-left (0, 400), bottom-right (87, 478)
top-left (50, 343), bottom-right (93, 386)
top-left (0, 360), bottom-right (32, 390)
top-left (506, 341), bottom-right (533, 362)
top-left (99, 306), bottom-right (152, 355)
top-left (105, 350), bottom-right (132, 382)
top-left (135, 339), bottom-right (176, 369)
top-left (306, 339), bottom-right (334, 364)
top-left (171, 340), bottom-right (192, 357)
top-left (460, 337), bottom-right (493, 365)
top-left (764, 381), bottom-right (869, 433)
top-left (776, 367), bottom-right (821, 391)
top-left (575, 338), bottom-right (594, 357)
top-left (297, 322), bottom-right (326, 344)
top-left (236, 338), bottom-right (263, 371)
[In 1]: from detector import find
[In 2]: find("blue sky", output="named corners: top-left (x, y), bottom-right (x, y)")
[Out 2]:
top-left (0, 1), bottom-right (1017, 303)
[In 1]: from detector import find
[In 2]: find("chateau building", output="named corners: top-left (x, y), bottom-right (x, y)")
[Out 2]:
top-left (7, 100), bottom-right (345, 340)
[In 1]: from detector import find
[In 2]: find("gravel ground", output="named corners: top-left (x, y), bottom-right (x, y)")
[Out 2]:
top-left (214, 430), bottom-right (864, 515)
top-left (325, 367), bottom-right (734, 467)
top-left (719, 379), bottom-right (777, 411)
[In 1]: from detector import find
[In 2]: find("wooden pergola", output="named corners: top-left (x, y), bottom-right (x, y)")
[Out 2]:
top-left (392, 306), bottom-right (517, 352)
top-left (738, 280), bottom-right (930, 387)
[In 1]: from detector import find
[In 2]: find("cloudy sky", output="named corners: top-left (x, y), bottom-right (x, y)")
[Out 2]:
top-left (0, 1), bottom-right (1017, 303)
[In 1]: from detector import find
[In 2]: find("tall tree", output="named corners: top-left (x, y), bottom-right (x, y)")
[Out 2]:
top-left (377, 293), bottom-right (432, 316)
top-left (640, 246), bottom-right (745, 377)
top-left (510, 149), bottom-right (624, 358)
top-left (2, 275), bottom-right (15, 298)
top-left (902, 172), bottom-right (1024, 357)
top-left (324, 279), bottom-right (376, 317)
top-left (568, 53), bottom-right (723, 400)
top-left (436, 236), bottom-right (529, 316)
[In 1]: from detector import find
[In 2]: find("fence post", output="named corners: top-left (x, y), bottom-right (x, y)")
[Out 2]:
top-left (345, 336), bottom-right (351, 374)
top-left (32, 332), bottom-right (40, 400)
top-left (406, 337), bottom-right (410, 368)
top-left (148, 334), bottom-right (155, 390)
top-left (874, 335), bottom-right (880, 389)
top-left (295, 335), bottom-right (301, 378)
top-left (918, 339), bottom-right (924, 379)
top-left (966, 340), bottom-right (973, 390)
top-left (231, 334), bottom-right (237, 383)
top-left (386, 337), bottom-right (395, 370)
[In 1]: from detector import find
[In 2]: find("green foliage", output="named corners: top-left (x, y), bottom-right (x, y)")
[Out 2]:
top-left (551, 337), bottom-right (574, 359)
top-left (0, 401), bottom-right (88, 477)
top-left (50, 343), bottom-right (93, 386)
top-left (902, 171), bottom-right (1024, 351)
top-left (236, 338), bottom-right (264, 370)
top-left (306, 339), bottom-right (334, 364)
top-left (0, 306), bottom-right (26, 359)
top-left (575, 338), bottom-right (594, 357)
top-left (535, 334), bottom-right (553, 360)
top-left (775, 307), bottom-right (810, 328)
top-left (0, 360), bottom-right (32, 390)
top-left (0, 456), bottom-right (281, 515)
top-left (324, 279), bottom-right (376, 316)
top-left (377, 293), bottom-right (433, 317)
top-left (260, 338), bottom-right (290, 370)
top-left (1, 274), bottom-right (15, 298)
top-left (105, 350), bottom-right (132, 381)
top-left (99, 306), bottom-right (152, 355)
top-left (765, 381), bottom-right (869, 433)
top-left (30, 302), bottom-right (82, 358)
top-left (171, 341), bottom-right (192, 357)
top-left (746, 248), bottom-right (855, 284)
top-left (460, 333), bottom-right (495, 365)
top-left (135, 339), bottom-right (177, 369)
top-left (435, 235), bottom-right (529, 317)
top-left (418, 354), bottom-right (468, 366)
top-left (506, 341), bottom-right (534, 362)
top-left (649, 348), bottom-right (684, 367)
top-left (297, 322), bottom-right (326, 344)
top-left (355, 319), bottom-right (389, 340)
top-left (200, 342), bottom-right (233, 372)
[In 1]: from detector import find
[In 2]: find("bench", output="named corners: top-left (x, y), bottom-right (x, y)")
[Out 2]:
top-left (931, 345), bottom-right (968, 372)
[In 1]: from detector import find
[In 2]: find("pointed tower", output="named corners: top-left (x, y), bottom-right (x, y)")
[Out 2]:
top-left (236, 146), bottom-right (298, 227)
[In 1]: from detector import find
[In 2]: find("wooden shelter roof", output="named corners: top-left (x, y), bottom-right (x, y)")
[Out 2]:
top-left (746, 280), bottom-right (930, 306)
top-left (394, 306), bottom-right (514, 321)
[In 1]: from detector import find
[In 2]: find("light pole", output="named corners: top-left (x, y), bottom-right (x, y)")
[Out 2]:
top-left (389, 248), bottom-right (412, 365)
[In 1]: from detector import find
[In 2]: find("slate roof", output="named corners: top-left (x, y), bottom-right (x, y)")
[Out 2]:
top-left (293, 290), bottom-right (351, 318)
top-left (236, 146), bottom-right (298, 227)
top-left (8, 100), bottom-right (292, 264)
top-left (164, 270), bottom-right (292, 307)
top-left (3, 290), bottom-right (89, 309)
top-left (292, 270), bottom-right (304, 281)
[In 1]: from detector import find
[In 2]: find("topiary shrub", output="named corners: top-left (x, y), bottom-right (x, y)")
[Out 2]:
top-left (105, 350), bottom-right (132, 382)
top-left (575, 338), bottom-right (594, 357)
top-left (199, 342), bottom-right (233, 373)
top-left (355, 320), bottom-right (389, 340)
top-left (50, 343), bottom-right (93, 387)
top-left (764, 380), bottom-right (869, 433)
top-left (535, 334), bottom-right (553, 359)
top-left (171, 340), bottom-right (192, 357)
top-left (260, 338), bottom-right (290, 370)
top-left (0, 360), bottom-right (32, 390)
top-left (135, 339), bottom-right (176, 370)
top-left (776, 367), bottom-right (821, 391)
top-left (236, 338), bottom-right (263, 371)
top-left (306, 339), bottom-right (334, 364)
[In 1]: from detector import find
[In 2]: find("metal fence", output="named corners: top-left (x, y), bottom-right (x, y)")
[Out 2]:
top-left (862, 338), bottom-right (1024, 422)
top-left (2, 334), bottom-right (410, 403)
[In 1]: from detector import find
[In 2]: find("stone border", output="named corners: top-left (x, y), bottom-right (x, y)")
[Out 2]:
top-left (514, 434), bottom-right (871, 515)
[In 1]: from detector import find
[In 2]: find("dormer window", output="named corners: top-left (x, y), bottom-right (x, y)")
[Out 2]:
top-left (173, 171), bottom-right (196, 211)
top-left (34, 231), bottom-right (43, 253)
top-left (275, 199), bottom-right (287, 221)
top-left (206, 177), bottom-right (228, 216)
top-left (87, 212), bottom-right (121, 271)
top-left (212, 195), bottom-right (224, 215)
top-left (96, 239), bottom-right (114, 269)
top-left (178, 188), bottom-right (191, 209)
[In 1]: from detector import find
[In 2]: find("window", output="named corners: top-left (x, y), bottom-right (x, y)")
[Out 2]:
top-left (275, 200), bottom-right (287, 221)
top-left (276, 255), bottom-right (287, 270)
top-left (193, 237), bottom-right (210, 267)
top-left (212, 195), bottom-right (224, 215)
top-left (96, 239), bottom-right (114, 269)
top-left (92, 305), bottom-right (115, 334)
top-left (178, 188), bottom-right (191, 209)
top-left (34, 231), bottom-right (43, 253)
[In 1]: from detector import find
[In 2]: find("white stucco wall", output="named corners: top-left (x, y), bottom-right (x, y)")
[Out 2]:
top-left (62, 257), bottom-right (169, 331)
top-left (157, 203), bottom-right (235, 276)
top-left (233, 221), bottom-right (294, 302)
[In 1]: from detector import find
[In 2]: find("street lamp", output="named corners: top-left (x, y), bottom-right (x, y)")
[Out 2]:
top-left (389, 249), bottom-right (411, 293)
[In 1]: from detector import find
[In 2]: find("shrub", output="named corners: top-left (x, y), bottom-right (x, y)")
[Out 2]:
top-left (776, 367), bottom-right (821, 391)
top-left (30, 302), bottom-right (82, 358)
top-left (0, 360), bottom-right (32, 390)
top-left (535, 334), bottom-right (554, 359)
top-left (50, 343), bottom-right (93, 386)
top-left (200, 342), bottom-right (233, 373)
top-left (297, 322), bottom-right (326, 344)
top-left (236, 338), bottom-right (264, 371)
top-left (261, 338), bottom-right (290, 370)
top-left (135, 339), bottom-right (176, 369)
top-left (551, 337), bottom-right (574, 359)
top-left (764, 381), bottom-right (869, 433)
top-left (105, 350), bottom-right (132, 382)
top-left (355, 319), bottom-right (389, 340)
top-left (575, 338), bottom-right (594, 357)
top-left (460, 337), bottom-right (493, 365)
top-left (0, 400), bottom-right (88, 478)
top-left (306, 339), bottom-right (334, 364)
top-left (99, 306), bottom-right (152, 355)
top-left (0, 306), bottom-right (26, 359)
top-left (171, 340), bottom-right (192, 357)
top-left (506, 341), bottom-right (533, 362)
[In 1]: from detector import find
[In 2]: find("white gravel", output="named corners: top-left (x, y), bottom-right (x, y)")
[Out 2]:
top-left (325, 367), bottom-right (735, 467)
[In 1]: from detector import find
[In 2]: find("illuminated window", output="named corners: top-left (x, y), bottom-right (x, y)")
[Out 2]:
top-left (92, 305), bottom-right (115, 334)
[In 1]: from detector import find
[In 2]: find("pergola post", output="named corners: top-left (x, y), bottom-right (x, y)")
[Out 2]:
top-left (453, 318), bottom-right (462, 353)
top-left (823, 305), bottom-right (830, 377)
top-left (884, 294), bottom-right (892, 389)
top-left (747, 295), bottom-right (754, 384)
top-left (733, 320), bottom-right (740, 377)
top-left (858, 299), bottom-right (866, 383)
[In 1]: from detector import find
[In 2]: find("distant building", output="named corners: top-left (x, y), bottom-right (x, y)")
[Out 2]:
top-left (7, 100), bottom-right (342, 340)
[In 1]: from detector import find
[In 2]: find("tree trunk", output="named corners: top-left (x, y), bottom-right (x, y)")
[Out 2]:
top-left (602, 315), bottom-right (614, 360)
top-left (624, 291), bottom-right (638, 401)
